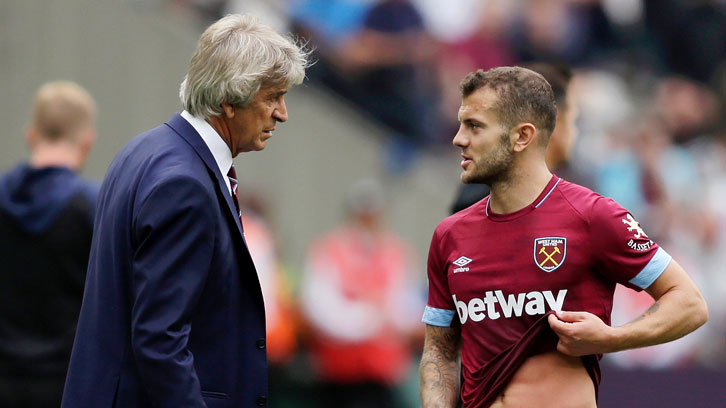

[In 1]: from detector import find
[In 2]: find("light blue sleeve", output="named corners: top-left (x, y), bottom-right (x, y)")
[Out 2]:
top-left (422, 306), bottom-right (455, 327)
top-left (629, 247), bottom-right (672, 289)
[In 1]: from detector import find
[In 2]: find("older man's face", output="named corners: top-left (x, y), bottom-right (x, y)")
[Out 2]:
top-left (225, 83), bottom-right (289, 156)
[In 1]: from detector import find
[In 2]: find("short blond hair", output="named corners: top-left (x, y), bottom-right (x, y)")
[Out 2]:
top-left (180, 14), bottom-right (310, 118)
top-left (32, 81), bottom-right (97, 141)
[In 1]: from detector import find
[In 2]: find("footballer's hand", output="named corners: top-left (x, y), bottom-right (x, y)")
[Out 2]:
top-left (547, 311), bottom-right (615, 356)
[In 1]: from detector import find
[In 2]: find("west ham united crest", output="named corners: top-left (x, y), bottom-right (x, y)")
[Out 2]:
top-left (534, 237), bottom-right (567, 272)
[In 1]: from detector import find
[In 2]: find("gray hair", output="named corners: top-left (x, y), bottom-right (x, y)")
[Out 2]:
top-left (179, 14), bottom-right (310, 118)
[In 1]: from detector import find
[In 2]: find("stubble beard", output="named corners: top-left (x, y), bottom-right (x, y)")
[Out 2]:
top-left (461, 131), bottom-right (514, 187)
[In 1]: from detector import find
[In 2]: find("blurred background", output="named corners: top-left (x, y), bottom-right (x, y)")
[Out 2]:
top-left (1, 0), bottom-right (725, 406)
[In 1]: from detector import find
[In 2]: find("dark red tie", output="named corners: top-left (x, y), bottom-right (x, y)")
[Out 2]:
top-left (226, 165), bottom-right (244, 231)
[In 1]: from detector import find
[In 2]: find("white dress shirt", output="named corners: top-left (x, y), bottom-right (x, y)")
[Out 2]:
top-left (180, 110), bottom-right (233, 195)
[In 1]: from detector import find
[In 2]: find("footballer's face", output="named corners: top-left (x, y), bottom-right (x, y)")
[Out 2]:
top-left (219, 83), bottom-right (289, 157)
top-left (453, 87), bottom-right (514, 185)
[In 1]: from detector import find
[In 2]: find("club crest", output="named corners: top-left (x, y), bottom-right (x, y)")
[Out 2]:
top-left (534, 237), bottom-right (567, 272)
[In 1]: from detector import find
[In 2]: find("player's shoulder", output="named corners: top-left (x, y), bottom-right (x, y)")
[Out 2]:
top-left (555, 177), bottom-right (630, 221)
top-left (554, 178), bottom-right (605, 215)
top-left (435, 196), bottom-right (488, 235)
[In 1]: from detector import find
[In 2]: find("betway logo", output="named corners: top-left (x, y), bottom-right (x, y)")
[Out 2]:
top-left (453, 289), bottom-right (567, 323)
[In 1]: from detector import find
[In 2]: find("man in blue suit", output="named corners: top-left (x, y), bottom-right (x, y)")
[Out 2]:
top-left (62, 14), bottom-right (309, 407)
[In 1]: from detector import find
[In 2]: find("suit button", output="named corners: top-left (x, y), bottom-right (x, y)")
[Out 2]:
top-left (256, 396), bottom-right (267, 406)
top-left (256, 339), bottom-right (266, 349)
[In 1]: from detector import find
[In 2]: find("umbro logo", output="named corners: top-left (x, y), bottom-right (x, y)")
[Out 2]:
top-left (453, 256), bottom-right (472, 267)
top-left (453, 256), bottom-right (472, 273)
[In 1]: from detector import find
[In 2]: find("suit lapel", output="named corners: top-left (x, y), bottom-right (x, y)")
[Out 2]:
top-left (165, 114), bottom-right (245, 239)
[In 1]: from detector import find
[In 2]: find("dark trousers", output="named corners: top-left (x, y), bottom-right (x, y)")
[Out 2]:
top-left (314, 381), bottom-right (396, 408)
top-left (0, 375), bottom-right (65, 408)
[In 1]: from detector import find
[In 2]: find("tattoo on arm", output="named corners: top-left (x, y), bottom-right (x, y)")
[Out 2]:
top-left (632, 301), bottom-right (660, 324)
top-left (420, 325), bottom-right (461, 408)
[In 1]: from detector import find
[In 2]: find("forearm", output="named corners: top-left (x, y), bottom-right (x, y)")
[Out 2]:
top-left (420, 325), bottom-right (461, 408)
top-left (610, 286), bottom-right (708, 352)
top-left (420, 350), bottom-right (460, 408)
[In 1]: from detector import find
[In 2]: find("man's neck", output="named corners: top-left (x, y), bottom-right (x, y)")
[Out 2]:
top-left (205, 114), bottom-right (234, 155)
top-left (488, 161), bottom-right (552, 215)
top-left (29, 143), bottom-right (83, 171)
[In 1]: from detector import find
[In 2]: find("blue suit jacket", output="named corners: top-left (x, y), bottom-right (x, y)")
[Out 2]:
top-left (62, 114), bottom-right (268, 407)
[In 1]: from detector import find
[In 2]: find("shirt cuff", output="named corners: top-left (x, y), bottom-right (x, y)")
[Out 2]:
top-left (422, 306), bottom-right (455, 327)
top-left (629, 247), bottom-right (672, 289)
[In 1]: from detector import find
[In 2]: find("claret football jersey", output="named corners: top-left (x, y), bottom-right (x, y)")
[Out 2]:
top-left (422, 175), bottom-right (672, 407)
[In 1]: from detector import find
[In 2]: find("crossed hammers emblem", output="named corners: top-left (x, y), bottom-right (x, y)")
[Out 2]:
top-left (539, 246), bottom-right (561, 267)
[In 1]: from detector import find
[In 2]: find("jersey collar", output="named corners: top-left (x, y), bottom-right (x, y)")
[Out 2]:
top-left (485, 175), bottom-right (561, 222)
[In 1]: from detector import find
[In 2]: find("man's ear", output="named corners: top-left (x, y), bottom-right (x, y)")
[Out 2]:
top-left (80, 128), bottom-right (96, 155)
top-left (221, 102), bottom-right (235, 118)
top-left (25, 126), bottom-right (37, 148)
top-left (513, 123), bottom-right (537, 153)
